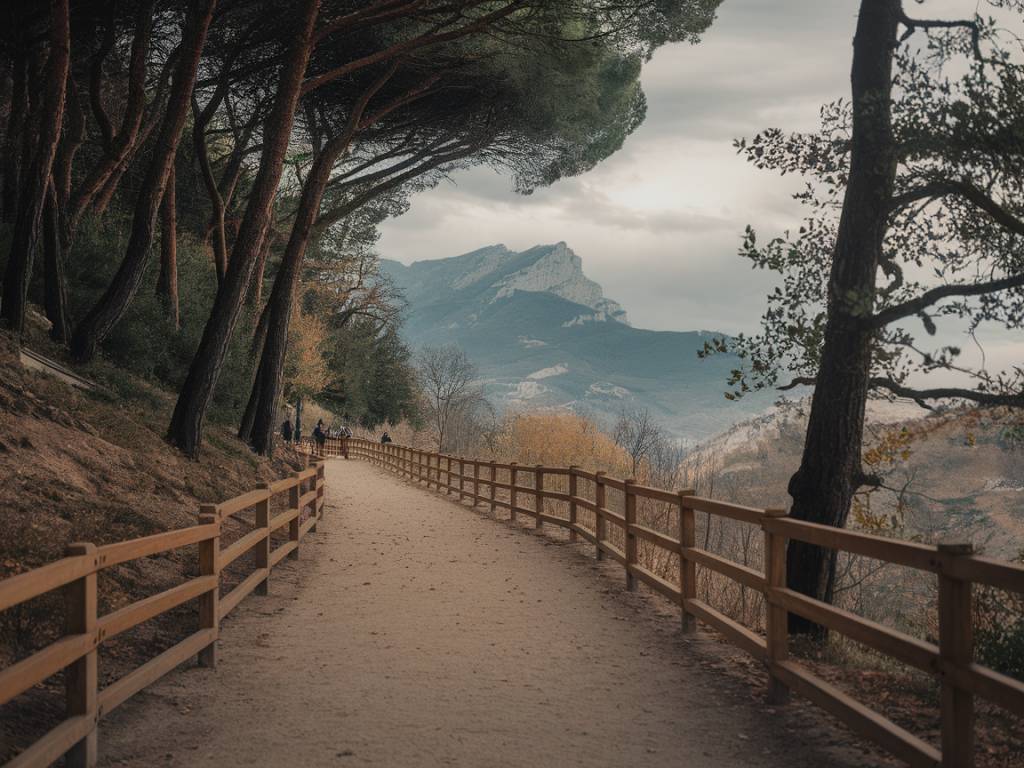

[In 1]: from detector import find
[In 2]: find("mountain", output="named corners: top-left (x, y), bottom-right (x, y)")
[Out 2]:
top-left (381, 242), bottom-right (776, 442)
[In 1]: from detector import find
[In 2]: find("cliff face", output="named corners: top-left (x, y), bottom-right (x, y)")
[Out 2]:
top-left (381, 243), bottom-right (773, 441)
top-left (387, 242), bottom-right (628, 325)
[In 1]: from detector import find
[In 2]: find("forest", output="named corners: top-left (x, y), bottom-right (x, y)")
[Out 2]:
top-left (2, 0), bottom-right (1024, 676)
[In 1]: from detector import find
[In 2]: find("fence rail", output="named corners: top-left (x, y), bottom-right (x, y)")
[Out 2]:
top-left (324, 437), bottom-right (1024, 768)
top-left (0, 458), bottom-right (326, 768)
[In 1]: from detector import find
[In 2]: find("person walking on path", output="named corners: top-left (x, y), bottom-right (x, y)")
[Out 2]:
top-left (313, 420), bottom-right (327, 457)
top-left (281, 419), bottom-right (293, 444)
top-left (380, 432), bottom-right (392, 444)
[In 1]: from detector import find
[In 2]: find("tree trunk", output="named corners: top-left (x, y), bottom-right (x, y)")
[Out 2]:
top-left (0, 0), bottom-right (70, 335)
top-left (167, 0), bottom-right (320, 457)
top-left (157, 160), bottom-right (179, 328)
top-left (2, 48), bottom-right (29, 223)
top-left (43, 179), bottom-right (70, 343)
top-left (785, 0), bottom-right (900, 634)
top-left (64, 0), bottom-right (154, 239)
top-left (69, 0), bottom-right (215, 361)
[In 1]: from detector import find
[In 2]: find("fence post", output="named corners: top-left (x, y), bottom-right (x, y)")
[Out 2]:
top-left (568, 466), bottom-right (578, 542)
top-left (254, 483), bottom-right (271, 595)
top-left (446, 456), bottom-right (453, 495)
top-left (198, 506), bottom-right (220, 667)
top-left (938, 541), bottom-right (974, 768)
top-left (595, 471), bottom-right (607, 561)
top-left (510, 462), bottom-right (519, 522)
top-left (764, 508), bottom-right (790, 704)
top-left (459, 457), bottom-right (466, 501)
top-left (288, 472), bottom-right (301, 560)
top-left (316, 460), bottom-right (325, 525)
top-left (678, 492), bottom-right (695, 633)
top-left (489, 461), bottom-right (497, 513)
top-left (471, 460), bottom-right (479, 505)
top-left (534, 465), bottom-right (545, 529)
top-left (624, 479), bottom-right (637, 591)
top-left (64, 542), bottom-right (98, 768)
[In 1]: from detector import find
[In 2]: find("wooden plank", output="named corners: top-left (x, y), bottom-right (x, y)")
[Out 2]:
top-left (680, 499), bottom-right (696, 634)
top-left (197, 510), bottom-right (219, 668)
top-left (771, 660), bottom-right (941, 767)
top-left (574, 497), bottom-right (598, 513)
top-left (541, 490), bottom-right (572, 503)
top-left (269, 507), bottom-right (300, 533)
top-left (218, 488), bottom-right (271, 519)
top-left (947, 662), bottom-right (1024, 715)
top-left (537, 513), bottom-right (570, 529)
top-left (218, 568), bottom-right (269, 620)
top-left (268, 476), bottom-right (298, 494)
top-left (573, 468), bottom-right (597, 482)
top-left (764, 508), bottom-right (790, 704)
top-left (602, 476), bottom-right (626, 491)
top-left (633, 524), bottom-right (681, 554)
top-left (270, 541), bottom-right (299, 567)
top-left (768, 587), bottom-right (939, 674)
top-left (299, 515), bottom-right (317, 538)
top-left (63, 542), bottom-right (97, 768)
top-left (949, 554), bottom-right (1024, 594)
top-left (596, 540), bottom-right (626, 565)
top-left (628, 564), bottom-right (681, 603)
top-left (98, 524), bottom-right (218, 568)
top-left (684, 598), bottom-right (766, 660)
top-left (568, 466), bottom-right (578, 543)
top-left (938, 542), bottom-right (974, 767)
top-left (684, 547), bottom-right (766, 591)
top-left (5, 714), bottom-right (94, 768)
top-left (596, 507), bottom-right (625, 528)
top-left (99, 576), bottom-right (218, 641)
top-left (681, 496), bottom-right (764, 525)
top-left (298, 489), bottom-right (318, 511)
top-left (632, 484), bottom-right (684, 505)
top-left (766, 517), bottom-right (941, 573)
top-left (0, 633), bottom-right (94, 705)
top-left (97, 629), bottom-right (218, 716)
top-left (0, 555), bottom-right (95, 612)
top-left (571, 523), bottom-right (597, 545)
top-left (220, 527), bottom-right (267, 569)
top-left (625, 479), bottom-right (637, 591)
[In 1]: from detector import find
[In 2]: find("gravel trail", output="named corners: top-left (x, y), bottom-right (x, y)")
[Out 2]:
top-left (98, 459), bottom-right (876, 767)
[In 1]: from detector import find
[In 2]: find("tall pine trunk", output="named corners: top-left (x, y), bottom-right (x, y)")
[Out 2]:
top-left (244, 140), bottom-right (340, 454)
top-left (1, 0), bottom-right (69, 335)
top-left (157, 161), bottom-right (179, 328)
top-left (167, 0), bottom-right (321, 457)
top-left (69, 0), bottom-right (215, 361)
top-left (43, 179), bottom-right (70, 342)
top-left (2, 48), bottom-right (29, 223)
top-left (785, 0), bottom-right (900, 633)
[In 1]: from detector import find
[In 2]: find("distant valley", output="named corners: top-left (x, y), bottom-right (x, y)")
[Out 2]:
top-left (381, 243), bottom-right (777, 442)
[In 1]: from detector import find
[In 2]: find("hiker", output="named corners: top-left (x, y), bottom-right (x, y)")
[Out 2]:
top-left (380, 431), bottom-right (392, 444)
top-left (313, 421), bottom-right (327, 456)
top-left (280, 419), bottom-right (293, 444)
top-left (340, 424), bottom-right (351, 459)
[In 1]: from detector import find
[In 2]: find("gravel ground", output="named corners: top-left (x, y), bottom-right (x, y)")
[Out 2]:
top-left (98, 459), bottom-right (880, 767)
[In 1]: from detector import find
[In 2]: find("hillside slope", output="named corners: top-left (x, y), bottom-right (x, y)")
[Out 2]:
top-left (0, 330), bottom-right (304, 758)
top-left (382, 243), bottom-right (776, 440)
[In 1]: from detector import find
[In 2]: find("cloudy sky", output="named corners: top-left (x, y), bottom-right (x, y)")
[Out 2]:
top-left (378, 0), bottom-right (1020, 373)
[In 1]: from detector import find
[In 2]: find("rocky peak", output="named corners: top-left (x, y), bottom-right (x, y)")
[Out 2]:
top-left (491, 242), bottom-right (629, 325)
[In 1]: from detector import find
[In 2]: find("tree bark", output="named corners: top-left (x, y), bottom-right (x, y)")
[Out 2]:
top-left (69, 0), bottom-right (216, 361)
top-left (157, 160), bottom-right (180, 328)
top-left (0, 0), bottom-right (70, 335)
top-left (65, 0), bottom-right (155, 239)
top-left (43, 179), bottom-right (70, 343)
top-left (2, 47), bottom-right (29, 223)
top-left (167, 0), bottom-right (321, 457)
top-left (785, 0), bottom-right (900, 634)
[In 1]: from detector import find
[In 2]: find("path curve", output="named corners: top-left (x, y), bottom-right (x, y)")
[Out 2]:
top-left (99, 460), bottom-right (876, 767)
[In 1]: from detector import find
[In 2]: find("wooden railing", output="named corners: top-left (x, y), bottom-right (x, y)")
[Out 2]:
top-left (0, 458), bottom-right (326, 768)
top-left (333, 438), bottom-right (1024, 768)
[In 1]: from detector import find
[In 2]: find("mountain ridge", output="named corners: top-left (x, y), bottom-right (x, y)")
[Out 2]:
top-left (382, 243), bottom-right (774, 441)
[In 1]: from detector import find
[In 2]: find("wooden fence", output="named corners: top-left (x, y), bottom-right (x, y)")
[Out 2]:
top-left (0, 459), bottom-right (326, 768)
top-left (327, 437), bottom-right (1024, 768)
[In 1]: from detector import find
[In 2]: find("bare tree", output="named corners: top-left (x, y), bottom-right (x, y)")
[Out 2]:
top-left (613, 407), bottom-right (664, 478)
top-left (417, 345), bottom-right (480, 452)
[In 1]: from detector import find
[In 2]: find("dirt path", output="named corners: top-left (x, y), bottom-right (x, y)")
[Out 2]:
top-left (99, 460), bottom-right (877, 767)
